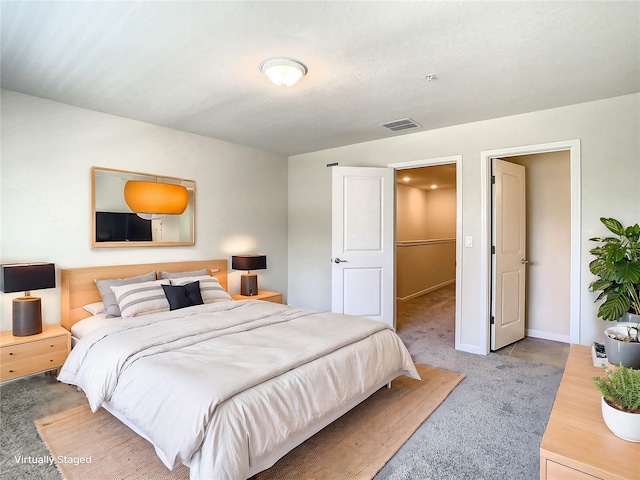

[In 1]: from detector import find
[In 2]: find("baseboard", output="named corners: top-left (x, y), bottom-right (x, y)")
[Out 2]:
top-left (526, 329), bottom-right (570, 344)
top-left (397, 279), bottom-right (455, 302)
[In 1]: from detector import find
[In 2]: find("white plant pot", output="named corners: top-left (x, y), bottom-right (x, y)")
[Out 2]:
top-left (601, 397), bottom-right (640, 442)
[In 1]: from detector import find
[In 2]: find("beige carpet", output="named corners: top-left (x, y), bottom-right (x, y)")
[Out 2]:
top-left (35, 365), bottom-right (463, 480)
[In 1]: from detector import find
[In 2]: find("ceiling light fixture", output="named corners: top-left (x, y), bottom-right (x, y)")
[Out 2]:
top-left (402, 177), bottom-right (411, 182)
top-left (259, 58), bottom-right (307, 87)
top-left (430, 184), bottom-right (438, 189)
top-left (124, 180), bottom-right (189, 219)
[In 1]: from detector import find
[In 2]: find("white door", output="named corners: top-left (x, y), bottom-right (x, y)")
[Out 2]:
top-left (491, 159), bottom-right (527, 350)
top-left (331, 166), bottom-right (395, 328)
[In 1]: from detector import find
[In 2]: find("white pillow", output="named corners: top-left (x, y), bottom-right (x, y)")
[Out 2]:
top-left (159, 268), bottom-right (208, 279)
top-left (82, 302), bottom-right (105, 315)
top-left (110, 279), bottom-right (171, 318)
top-left (71, 313), bottom-right (111, 339)
top-left (169, 275), bottom-right (232, 303)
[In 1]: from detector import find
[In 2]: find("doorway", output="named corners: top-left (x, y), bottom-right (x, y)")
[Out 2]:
top-left (481, 140), bottom-right (581, 355)
top-left (389, 155), bottom-right (462, 349)
top-left (491, 152), bottom-right (572, 351)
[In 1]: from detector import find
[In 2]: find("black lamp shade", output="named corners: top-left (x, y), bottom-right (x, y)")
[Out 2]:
top-left (231, 255), bottom-right (267, 272)
top-left (0, 263), bottom-right (56, 293)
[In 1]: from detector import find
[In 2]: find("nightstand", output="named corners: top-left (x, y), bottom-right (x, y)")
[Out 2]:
top-left (0, 324), bottom-right (71, 383)
top-left (232, 290), bottom-right (283, 304)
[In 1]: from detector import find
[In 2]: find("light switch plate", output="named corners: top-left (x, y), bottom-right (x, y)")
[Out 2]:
top-left (465, 236), bottom-right (473, 248)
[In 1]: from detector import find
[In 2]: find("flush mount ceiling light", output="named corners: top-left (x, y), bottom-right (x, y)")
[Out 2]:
top-left (259, 58), bottom-right (307, 87)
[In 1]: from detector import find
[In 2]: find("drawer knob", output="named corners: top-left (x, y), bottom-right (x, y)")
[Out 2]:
top-left (9, 370), bottom-right (14, 373)
top-left (50, 345), bottom-right (54, 348)
top-left (9, 352), bottom-right (14, 355)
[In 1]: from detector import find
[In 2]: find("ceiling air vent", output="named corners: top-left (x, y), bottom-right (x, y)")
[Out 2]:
top-left (380, 118), bottom-right (421, 132)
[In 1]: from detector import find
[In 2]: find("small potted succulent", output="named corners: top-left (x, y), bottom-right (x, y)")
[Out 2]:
top-left (592, 364), bottom-right (640, 442)
top-left (589, 217), bottom-right (640, 368)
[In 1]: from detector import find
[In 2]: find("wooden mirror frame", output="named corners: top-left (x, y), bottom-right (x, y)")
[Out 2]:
top-left (91, 166), bottom-right (196, 248)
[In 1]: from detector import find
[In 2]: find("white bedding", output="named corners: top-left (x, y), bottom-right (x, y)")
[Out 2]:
top-left (70, 313), bottom-right (112, 340)
top-left (59, 300), bottom-right (419, 480)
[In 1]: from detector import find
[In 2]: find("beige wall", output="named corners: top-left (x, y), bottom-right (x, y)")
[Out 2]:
top-left (396, 243), bottom-right (456, 300)
top-left (396, 184), bottom-right (456, 299)
top-left (509, 151), bottom-right (571, 341)
top-left (288, 93), bottom-right (640, 351)
top-left (396, 184), bottom-right (431, 240)
top-left (397, 185), bottom-right (456, 240)
top-left (0, 90), bottom-right (289, 330)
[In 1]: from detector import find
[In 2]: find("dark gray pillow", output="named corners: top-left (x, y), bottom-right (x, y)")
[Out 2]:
top-left (162, 281), bottom-right (204, 311)
top-left (95, 271), bottom-right (156, 318)
top-left (159, 268), bottom-right (209, 279)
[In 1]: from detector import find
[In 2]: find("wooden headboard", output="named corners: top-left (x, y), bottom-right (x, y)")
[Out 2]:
top-left (60, 259), bottom-right (228, 331)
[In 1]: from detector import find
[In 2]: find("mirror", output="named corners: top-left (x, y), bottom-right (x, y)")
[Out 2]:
top-left (92, 167), bottom-right (195, 247)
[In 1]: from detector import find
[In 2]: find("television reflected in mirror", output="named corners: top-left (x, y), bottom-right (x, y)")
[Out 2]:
top-left (92, 167), bottom-right (195, 248)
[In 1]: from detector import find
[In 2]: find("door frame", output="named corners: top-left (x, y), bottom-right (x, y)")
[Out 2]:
top-left (388, 155), bottom-right (463, 351)
top-left (481, 140), bottom-right (581, 354)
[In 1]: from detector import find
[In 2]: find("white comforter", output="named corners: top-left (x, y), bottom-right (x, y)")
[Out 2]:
top-left (59, 300), bottom-right (419, 480)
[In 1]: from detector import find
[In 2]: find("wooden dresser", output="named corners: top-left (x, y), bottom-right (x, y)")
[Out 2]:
top-left (0, 324), bottom-right (71, 383)
top-left (540, 345), bottom-right (639, 479)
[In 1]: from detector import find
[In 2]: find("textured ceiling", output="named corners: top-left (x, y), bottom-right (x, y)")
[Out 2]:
top-left (397, 164), bottom-right (457, 191)
top-left (2, 1), bottom-right (638, 156)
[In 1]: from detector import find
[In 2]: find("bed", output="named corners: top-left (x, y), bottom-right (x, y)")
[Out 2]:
top-left (58, 259), bottom-right (419, 480)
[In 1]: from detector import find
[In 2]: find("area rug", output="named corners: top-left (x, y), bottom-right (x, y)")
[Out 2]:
top-left (35, 365), bottom-right (463, 480)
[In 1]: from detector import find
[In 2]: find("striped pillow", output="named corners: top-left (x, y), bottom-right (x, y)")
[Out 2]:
top-left (110, 279), bottom-right (171, 318)
top-left (170, 275), bottom-right (232, 303)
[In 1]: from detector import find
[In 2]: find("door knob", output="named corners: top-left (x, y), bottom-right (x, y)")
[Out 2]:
top-left (333, 258), bottom-right (348, 264)
top-left (521, 259), bottom-right (529, 265)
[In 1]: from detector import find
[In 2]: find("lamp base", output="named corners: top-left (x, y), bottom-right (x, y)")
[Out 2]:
top-left (13, 297), bottom-right (43, 337)
top-left (240, 274), bottom-right (259, 296)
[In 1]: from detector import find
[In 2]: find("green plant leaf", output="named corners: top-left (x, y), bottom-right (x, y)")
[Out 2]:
top-left (598, 292), bottom-right (631, 321)
top-left (625, 224), bottom-right (640, 241)
top-left (593, 366), bottom-right (640, 412)
top-left (601, 217), bottom-right (625, 236)
top-left (589, 258), bottom-right (615, 279)
top-left (614, 260), bottom-right (640, 284)
top-left (589, 279), bottom-right (612, 292)
top-left (613, 247), bottom-right (627, 263)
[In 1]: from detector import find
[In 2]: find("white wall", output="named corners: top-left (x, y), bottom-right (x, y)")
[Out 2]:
top-left (288, 93), bottom-right (640, 349)
top-left (0, 90), bottom-right (289, 330)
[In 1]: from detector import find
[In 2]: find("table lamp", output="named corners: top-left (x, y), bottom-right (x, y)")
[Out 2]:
top-left (231, 255), bottom-right (267, 296)
top-left (0, 263), bottom-right (56, 336)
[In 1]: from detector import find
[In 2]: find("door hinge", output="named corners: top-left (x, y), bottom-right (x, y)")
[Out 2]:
top-left (490, 316), bottom-right (495, 325)
top-left (491, 175), bottom-right (496, 184)
top-left (491, 245), bottom-right (496, 254)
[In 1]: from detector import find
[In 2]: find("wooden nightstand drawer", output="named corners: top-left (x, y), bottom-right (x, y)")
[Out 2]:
top-left (545, 460), bottom-right (601, 480)
top-left (232, 291), bottom-right (283, 304)
top-left (1, 334), bottom-right (67, 363)
top-left (260, 293), bottom-right (282, 304)
top-left (1, 350), bottom-right (68, 382)
top-left (0, 325), bottom-right (71, 383)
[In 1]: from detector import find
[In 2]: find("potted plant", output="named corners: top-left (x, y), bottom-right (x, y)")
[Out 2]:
top-left (592, 364), bottom-right (640, 442)
top-left (589, 217), bottom-right (640, 368)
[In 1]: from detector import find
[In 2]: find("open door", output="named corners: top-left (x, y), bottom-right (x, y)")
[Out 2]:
top-left (491, 158), bottom-right (527, 350)
top-left (331, 166), bottom-right (395, 328)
